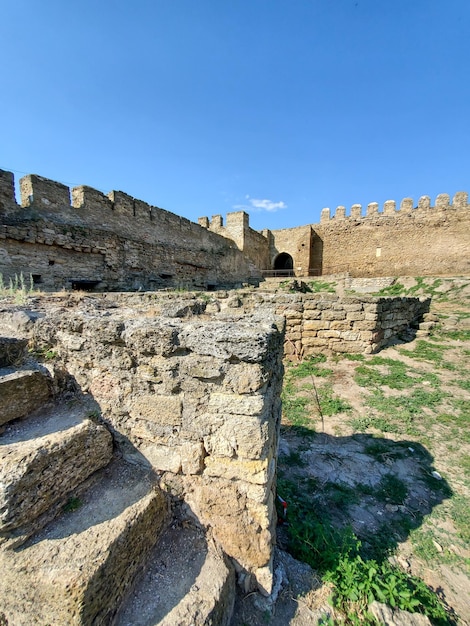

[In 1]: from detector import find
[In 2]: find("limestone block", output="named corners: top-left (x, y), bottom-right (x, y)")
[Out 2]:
top-left (180, 354), bottom-right (224, 380)
top-left (302, 309), bottom-right (321, 319)
top-left (331, 341), bottom-right (363, 353)
top-left (317, 330), bottom-right (340, 338)
top-left (223, 363), bottom-right (269, 394)
top-left (303, 300), bottom-right (321, 310)
top-left (0, 464), bottom-right (167, 626)
top-left (207, 393), bottom-right (266, 416)
top-left (340, 331), bottom-right (360, 341)
top-left (123, 321), bottom-right (181, 357)
top-left (301, 337), bottom-right (329, 347)
top-left (284, 311), bottom-right (302, 320)
top-left (286, 331), bottom-right (301, 341)
top-left (301, 330), bottom-right (318, 338)
top-left (204, 415), bottom-right (270, 460)
top-left (330, 320), bottom-right (352, 331)
top-left (303, 320), bottom-right (328, 331)
top-left (346, 311), bottom-right (365, 321)
top-left (181, 441), bottom-right (206, 475)
top-left (141, 443), bottom-right (182, 473)
top-left (0, 370), bottom-right (51, 426)
top-left (321, 310), bottom-right (346, 321)
top-left (186, 479), bottom-right (274, 572)
top-left (84, 319), bottom-right (124, 344)
top-left (130, 394), bottom-right (182, 426)
top-left (354, 320), bottom-right (377, 331)
top-left (203, 455), bottom-right (272, 485)
top-left (0, 337), bottom-right (28, 367)
top-left (0, 419), bottom-right (113, 531)
top-left (179, 317), bottom-right (283, 363)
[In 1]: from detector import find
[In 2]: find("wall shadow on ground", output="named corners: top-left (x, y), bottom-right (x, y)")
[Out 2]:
top-left (271, 427), bottom-right (455, 623)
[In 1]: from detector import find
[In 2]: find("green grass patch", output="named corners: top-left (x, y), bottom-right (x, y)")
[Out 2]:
top-left (318, 385), bottom-right (352, 416)
top-left (286, 354), bottom-right (333, 379)
top-left (451, 495), bottom-right (470, 544)
top-left (306, 280), bottom-right (337, 293)
top-left (281, 392), bottom-right (311, 427)
top-left (399, 340), bottom-right (451, 367)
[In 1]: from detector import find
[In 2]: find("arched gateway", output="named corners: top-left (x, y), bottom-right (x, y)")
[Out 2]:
top-left (273, 252), bottom-right (294, 275)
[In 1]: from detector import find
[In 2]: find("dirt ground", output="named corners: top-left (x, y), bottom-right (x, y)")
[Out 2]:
top-left (231, 277), bottom-right (470, 626)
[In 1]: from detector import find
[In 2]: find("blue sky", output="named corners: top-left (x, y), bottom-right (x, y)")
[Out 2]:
top-left (1, 1), bottom-right (469, 231)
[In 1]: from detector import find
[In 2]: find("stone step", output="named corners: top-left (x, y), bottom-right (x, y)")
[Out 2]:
top-left (0, 368), bottom-right (51, 427)
top-left (0, 460), bottom-right (168, 626)
top-left (115, 519), bottom-right (235, 626)
top-left (0, 403), bottom-right (113, 539)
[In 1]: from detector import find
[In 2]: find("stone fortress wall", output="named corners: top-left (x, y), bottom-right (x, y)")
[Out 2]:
top-left (0, 169), bottom-right (261, 292)
top-left (2, 167), bottom-right (469, 291)
top-left (266, 192), bottom-right (470, 278)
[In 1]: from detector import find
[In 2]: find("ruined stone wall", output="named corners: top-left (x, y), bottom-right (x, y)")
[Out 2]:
top-left (30, 296), bottom-right (284, 592)
top-left (229, 292), bottom-right (430, 357)
top-left (0, 170), bottom-right (260, 291)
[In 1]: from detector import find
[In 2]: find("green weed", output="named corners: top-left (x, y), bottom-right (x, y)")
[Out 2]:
top-left (307, 280), bottom-right (337, 293)
top-left (400, 340), bottom-right (450, 367)
top-left (286, 354), bottom-right (333, 379)
top-left (451, 496), bottom-right (470, 544)
top-left (281, 390), bottom-right (311, 427)
top-left (63, 496), bottom-right (82, 513)
top-left (318, 386), bottom-right (352, 416)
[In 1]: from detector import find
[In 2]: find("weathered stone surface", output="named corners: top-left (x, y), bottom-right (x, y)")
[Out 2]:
top-left (204, 455), bottom-right (272, 484)
top-left (0, 337), bottom-right (28, 367)
top-left (179, 317), bottom-right (281, 363)
top-left (0, 417), bottom-right (113, 531)
top-left (116, 523), bottom-right (235, 626)
top-left (186, 478), bottom-right (274, 574)
top-left (130, 394), bottom-right (183, 426)
top-left (0, 369), bottom-right (50, 426)
top-left (0, 462), bottom-right (168, 626)
top-left (369, 601), bottom-right (432, 625)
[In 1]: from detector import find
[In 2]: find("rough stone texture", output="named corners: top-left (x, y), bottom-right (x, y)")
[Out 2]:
top-left (0, 337), bottom-right (28, 367)
top-left (0, 461), bottom-right (168, 626)
top-left (272, 193), bottom-right (470, 278)
top-left (116, 523), bottom-right (235, 626)
top-left (243, 292), bottom-right (429, 356)
top-left (0, 415), bottom-right (113, 532)
top-left (369, 601), bottom-right (432, 625)
top-left (27, 298), bottom-right (285, 591)
top-left (0, 369), bottom-right (51, 426)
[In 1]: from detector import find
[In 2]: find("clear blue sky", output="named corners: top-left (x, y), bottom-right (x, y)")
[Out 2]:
top-left (1, 1), bottom-right (469, 231)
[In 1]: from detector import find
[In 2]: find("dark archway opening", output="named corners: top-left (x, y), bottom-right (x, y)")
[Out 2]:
top-left (273, 253), bottom-right (294, 271)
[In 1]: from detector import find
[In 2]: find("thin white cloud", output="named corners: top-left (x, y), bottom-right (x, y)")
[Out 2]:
top-left (233, 195), bottom-right (287, 213)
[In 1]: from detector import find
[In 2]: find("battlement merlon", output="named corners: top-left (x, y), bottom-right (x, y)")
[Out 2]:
top-left (320, 192), bottom-right (469, 222)
top-left (0, 169), bottom-right (16, 208)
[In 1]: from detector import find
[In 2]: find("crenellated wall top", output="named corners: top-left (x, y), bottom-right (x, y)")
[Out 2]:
top-left (320, 192), bottom-right (469, 223)
top-left (0, 169), bottom-right (203, 235)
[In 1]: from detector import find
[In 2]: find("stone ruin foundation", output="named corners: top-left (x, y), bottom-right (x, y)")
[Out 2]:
top-left (0, 289), bottom-right (430, 624)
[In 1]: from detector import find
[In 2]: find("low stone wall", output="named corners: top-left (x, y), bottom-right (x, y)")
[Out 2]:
top-left (276, 294), bottom-right (430, 357)
top-left (29, 298), bottom-right (284, 593)
top-left (224, 291), bottom-right (430, 357)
